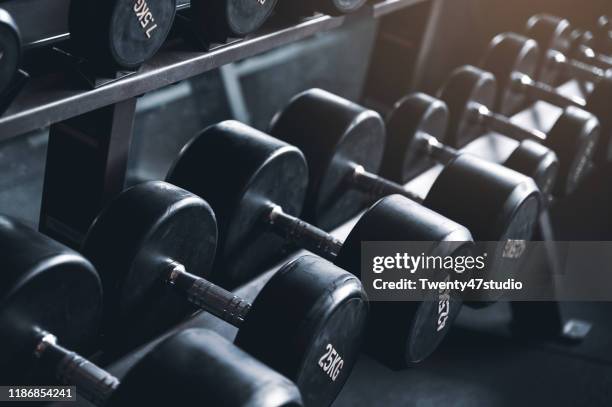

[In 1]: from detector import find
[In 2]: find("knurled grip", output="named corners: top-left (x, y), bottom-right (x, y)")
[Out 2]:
top-left (267, 205), bottom-right (343, 262)
top-left (187, 278), bottom-right (251, 327)
top-left (56, 349), bottom-right (119, 406)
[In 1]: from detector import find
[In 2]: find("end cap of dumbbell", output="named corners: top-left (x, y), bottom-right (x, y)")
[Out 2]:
top-left (545, 107), bottom-right (600, 196)
top-left (481, 32), bottom-right (540, 116)
top-left (336, 195), bottom-right (472, 367)
top-left (504, 140), bottom-right (560, 197)
top-left (270, 88), bottom-right (386, 230)
top-left (236, 255), bottom-right (368, 406)
top-left (69, 0), bottom-right (176, 71)
top-left (168, 120), bottom-right (308, 286)
top-left (425, 155), bottom-right (541, 303)
top-left (82, 181), bottom-right (218, 351)
top-left (0, 216), bottom-right (102, 382)
top-left (190, 0), bottom-right (278, 43)
top-left (383, 92), bottom-right (450, 182)
top-left (0, 9), bottom-right (21, 95)
top-left (438, 65), bottom-right (497, 148)
top-left (109, 328), bottom-right (304, 407)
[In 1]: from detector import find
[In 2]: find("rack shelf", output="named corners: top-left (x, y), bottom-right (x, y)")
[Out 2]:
top-left (0, 0), bottom-right (426, 141)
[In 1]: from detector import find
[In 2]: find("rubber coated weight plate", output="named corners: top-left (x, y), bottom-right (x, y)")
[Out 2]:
top-left (0, 216), bottom-right (102, 382)
top-left (382, 93), bottom-right (450, 183)
top-left (191, 0), bottom-right (278, 42)
top-left (168, 120), bottom-right (308, 286)
top-left (236, 255), bottom-right (368, 407)
top-left (82, 181), bottom-right (217, 351)
top-left (525, 14), bottom-right (573, 83)
top-left (438, 65), bottom-right (497, 148)
top-left (110, 329), bottom-right (303, 407)
top-left (336, 195), bottom-right (473, 368)
top-left (270, 88), bottom-right (386, 230)
top-left (594, 16), bottom-right (612, 55)
top-left (504, 140), bottom-right (559, 197)
top-left (585, 77), bottom-right (612, 165)
top-left (276, 0), bottom-right (367, 18)
top-left (425, 155), bottom-right (541, 303)
top-left (482, 33), bottom-right (540, 116)
top-left (69, 0), bottom-right (176, 70)
top-left (544, 107), bottom-right (600, 196)
top-left (0, 10), bottom-right (20, 96)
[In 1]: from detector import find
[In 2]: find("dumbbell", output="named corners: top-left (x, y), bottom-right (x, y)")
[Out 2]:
top-left (0, 9), bottom-right (20, 97)
top-left (439, 65), bottom-right (599, 197)
top-left (167, 121), bottom-right (473, 368)
top-left (0, 9), bottom-right (28, 114)
top-left (276, 0), bottom-right (368, 19)
top-left (525, 14), bottom-right (612, 78)
top-left (377, 92), bottom-right (558, 200)
top-left (481, 34), bottom-right (610, 166)
top-left (68, 0), bottom-right (176, 71)
top-left (0, 216), bottom-right (302, 407)
top-left (592, 15), bottom-right (612, 56)
top-left (269, 88), bottom-right (541, 287)
top-left (189, 0), bottom-right (278, 44)
top-left (82, 181), bottom-right (368, 406)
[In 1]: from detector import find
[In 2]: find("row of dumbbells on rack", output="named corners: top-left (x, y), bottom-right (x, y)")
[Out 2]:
top-left (0, 0), bottom-right (383, 110)
top-left (1, 11), bottom-right (609, 407)
top-left (0, 0), bottom-right (611, 108)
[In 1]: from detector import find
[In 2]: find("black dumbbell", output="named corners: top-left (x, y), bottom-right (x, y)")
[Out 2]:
top-left (593, 15), bottom-right (612, 56)
top-left (167, 121), bottom-right (473, 368)
top-left (380, 92), bottom-right (559, 199)
top-left (269, 88), bottom-right (541, 292)
top-left (525, 14), bottom-right (612, 78)
top-left (439, 65), bottom-right (599, 197)
top-left (0, 216), bottom-right (302, 407)
top-left (68, 0), bottom-right (176, 71)
top-left (276, 0), bottom-right (368, 19)
top-left (0, 9), bottom-right (20, 97)
top-left (0, 9), bottom-right (28, 114)
top-left (190, 0), bottom-right (278, 45)
top-left (82, 181), bottom-right (368, 406)
top-left (481, 35), bottom-right (610, 166)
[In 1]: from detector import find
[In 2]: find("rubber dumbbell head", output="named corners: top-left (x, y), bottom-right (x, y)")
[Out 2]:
top-left (525, 14), bottom-right (574, 82)
top-left (82, 181), bottom-right (218, 350)
top-left (440, 65), bottom-right (599, 196)
top-left (0, 9), bottom-right (20, 96)
top-left (269, 88), bottom-right (386, 230)
top-left (0, 216), bottom-right (102, 383)
top-left (69, 0), bottom-right (176, 71)
top-left (190, 0), bottom-right (278, 43)
top-left (110, 328), bottom-right (303, 407)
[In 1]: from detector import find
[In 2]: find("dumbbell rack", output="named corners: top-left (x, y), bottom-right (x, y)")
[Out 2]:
top-left (48, 80), bottom-right (612, 407)
top-left (3, 1), bottom-right (612, 405)
top-left (0, 0), bottom-right (435, 250)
